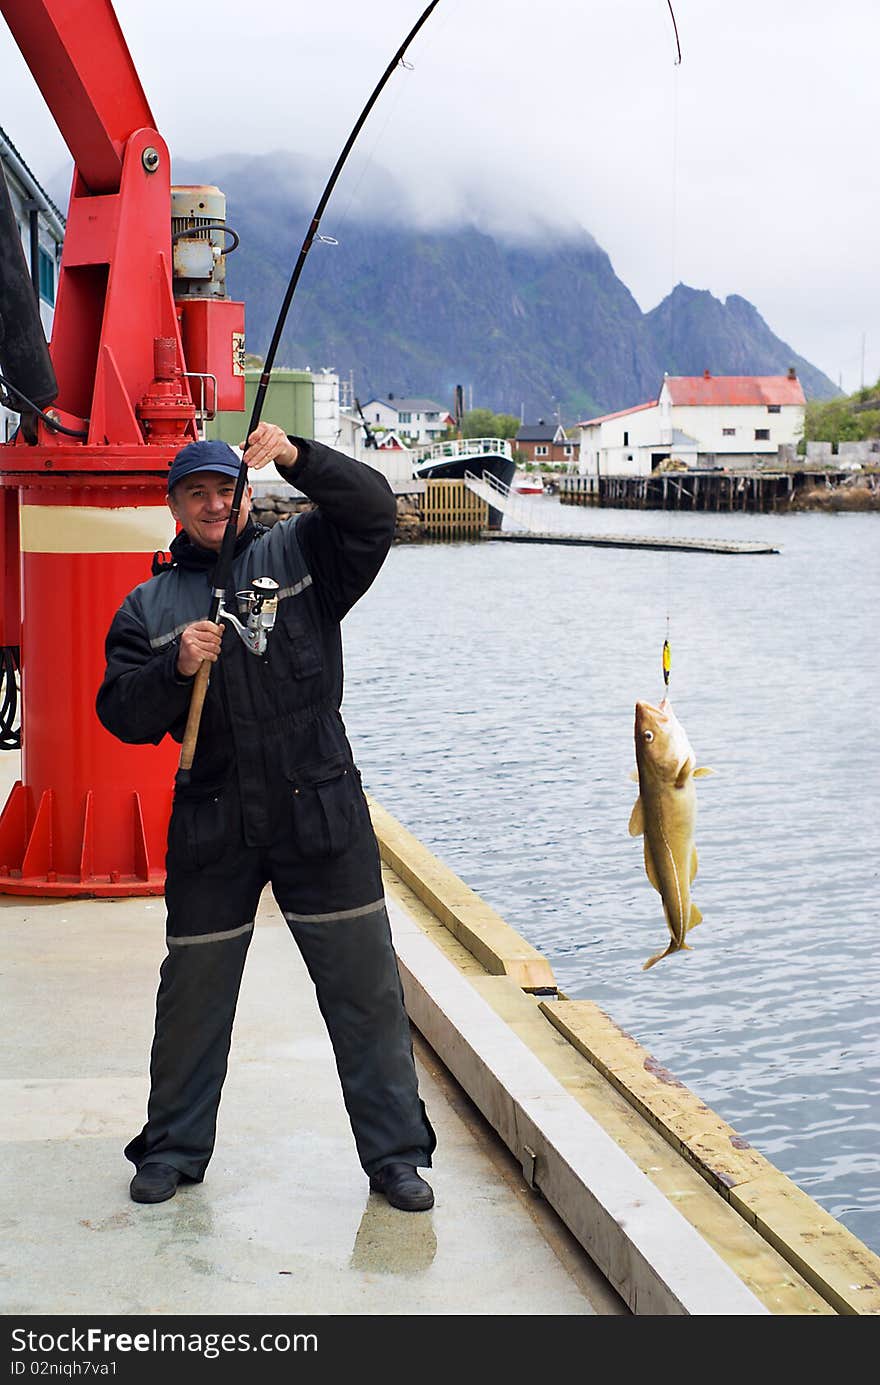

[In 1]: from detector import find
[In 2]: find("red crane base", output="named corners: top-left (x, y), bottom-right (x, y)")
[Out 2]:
top-left (0, 781), bottom-right (166, 897)
top-left (0, 474), bottom-right (181, 899)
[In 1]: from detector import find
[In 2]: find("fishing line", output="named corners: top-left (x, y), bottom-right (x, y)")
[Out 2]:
top-left (318, 56), bottom-right (414, 255)
top-left (662, 1), bottom-right (682, 699)
top-left (330, 0), bottom-right (464, 250)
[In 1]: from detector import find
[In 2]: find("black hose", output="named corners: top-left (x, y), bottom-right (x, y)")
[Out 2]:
top-left (171, 222), bottom-right (240, 253)
top-left (0, 646), bottom-right (21, 750)
top-left (0, 371), bottom-right (89, 439)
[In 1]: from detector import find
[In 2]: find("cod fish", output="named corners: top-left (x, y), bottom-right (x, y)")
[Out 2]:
top-left (628, 697), bottom-right (713, 970)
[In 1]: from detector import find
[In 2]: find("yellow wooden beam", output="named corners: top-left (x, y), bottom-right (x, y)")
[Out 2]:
top-left (540, 997), bottom-right (880, 1316)
top-left (368, 796), bottom-right (557, 992)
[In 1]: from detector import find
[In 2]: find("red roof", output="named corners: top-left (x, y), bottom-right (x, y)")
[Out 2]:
top-left (579, 399), bottom-right (658, 428)
top-left (663, 374), bottom-right (806, 407)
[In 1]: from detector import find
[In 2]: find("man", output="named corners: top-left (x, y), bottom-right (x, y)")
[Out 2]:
top-left (96, 423), bottom-right (436, 1210)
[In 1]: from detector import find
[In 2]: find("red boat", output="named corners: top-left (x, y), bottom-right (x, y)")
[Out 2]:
top-left (512, 471), bottom-right (545, 495)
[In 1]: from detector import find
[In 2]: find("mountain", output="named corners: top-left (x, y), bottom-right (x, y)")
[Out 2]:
top-left (182, 155), bottom-right (842, 420)
top-left (645, 287), bottom-right (835, 404)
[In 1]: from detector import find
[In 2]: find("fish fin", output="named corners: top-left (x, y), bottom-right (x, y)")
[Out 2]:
top-left (642, 839), bottom-right (662, 893)
top-left (628, 797), bottom-right (644, 837)
top-left (675, 758), bottom-right (694, 789)
top-left (690, 845), bottom-right (699, 883)
top-left (693, 766), bottom-right (715, 778)
top-left (687, 901), bottom-right (702, 931)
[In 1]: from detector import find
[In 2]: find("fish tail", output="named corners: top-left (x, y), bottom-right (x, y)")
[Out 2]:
top-left (642, 943), bottom-right (674, 970)
top-left (643, 937), bottom-right (692, 970)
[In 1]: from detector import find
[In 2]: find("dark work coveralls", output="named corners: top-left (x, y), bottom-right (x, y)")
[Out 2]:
top-left (96, 437), bottom-right (435, 1183)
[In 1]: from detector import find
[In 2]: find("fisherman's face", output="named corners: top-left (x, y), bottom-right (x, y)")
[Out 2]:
top-left (168, 471), bottom-right (253, 552)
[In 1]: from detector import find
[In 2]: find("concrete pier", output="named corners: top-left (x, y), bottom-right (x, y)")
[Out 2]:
top-left (0, 757), bottom-right (618, 1319)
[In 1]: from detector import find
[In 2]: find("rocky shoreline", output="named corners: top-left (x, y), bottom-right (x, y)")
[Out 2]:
top-left (249, 490), bottom-right (427, 542)
top-left (786, 474), bottom-right (880, 511)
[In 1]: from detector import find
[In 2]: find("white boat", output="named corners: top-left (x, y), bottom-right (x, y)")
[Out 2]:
top-left (412, 437), bottom-right (516, 530)
top-left (512, 471), bottom-right (545, 495)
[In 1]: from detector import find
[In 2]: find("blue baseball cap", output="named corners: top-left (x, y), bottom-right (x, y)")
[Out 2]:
top-left (167, 439), bottom-right (242, 493)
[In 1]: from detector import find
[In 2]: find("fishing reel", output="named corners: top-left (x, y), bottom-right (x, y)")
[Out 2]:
top-left (218, 577), bottom-right (279, 656)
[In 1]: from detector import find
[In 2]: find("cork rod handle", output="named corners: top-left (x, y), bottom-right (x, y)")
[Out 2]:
top-left (177, 660), bottom-right (211, 777)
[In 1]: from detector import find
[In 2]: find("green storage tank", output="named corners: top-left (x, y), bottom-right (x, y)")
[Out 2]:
top-left (208, 368), bottom-right (314, 446)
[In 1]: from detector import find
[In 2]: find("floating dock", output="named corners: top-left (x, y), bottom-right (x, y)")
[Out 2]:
top-left (464, 472), bottom-right (778, 552)
top-left (480, 530), bottom-right (779, 555)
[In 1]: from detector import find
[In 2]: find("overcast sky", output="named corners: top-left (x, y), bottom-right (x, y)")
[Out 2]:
top-left (2, 0), bottom-right (878, 393)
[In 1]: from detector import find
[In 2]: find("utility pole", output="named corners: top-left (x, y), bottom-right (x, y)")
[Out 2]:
top-left (861, 333), bottom-right (866, 391)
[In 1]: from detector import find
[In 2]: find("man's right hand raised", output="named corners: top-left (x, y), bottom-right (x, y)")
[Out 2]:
top-left (177, 620), bottom-right (223, 678)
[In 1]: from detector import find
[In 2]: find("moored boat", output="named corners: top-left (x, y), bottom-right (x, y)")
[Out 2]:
top-left (412, 437), bottom-right (515, 529)
top-left (512, 470), bottom-right (545, 495)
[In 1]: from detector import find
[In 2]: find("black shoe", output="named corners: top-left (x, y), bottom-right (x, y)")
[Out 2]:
top-left (129, 1162), bottom-right (184, 1204)
top-left (369, 1162), bottom-right (434, 1211)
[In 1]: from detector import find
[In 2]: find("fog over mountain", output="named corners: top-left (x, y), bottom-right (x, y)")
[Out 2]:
top-left (48, 151), bottom-right (840, 422)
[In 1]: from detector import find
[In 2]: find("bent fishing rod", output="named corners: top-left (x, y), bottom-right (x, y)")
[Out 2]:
top-left (177, 0), bottom-right (442, 782)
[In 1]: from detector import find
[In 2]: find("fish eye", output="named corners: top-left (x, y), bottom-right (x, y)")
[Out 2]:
top-left (643, 730), bottom-right (654, 742)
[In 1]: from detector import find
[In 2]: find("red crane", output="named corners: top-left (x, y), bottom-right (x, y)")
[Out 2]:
top-left (0, 0), bottom-right (245, 895)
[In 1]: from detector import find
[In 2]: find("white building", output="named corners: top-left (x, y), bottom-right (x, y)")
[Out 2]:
top-left (0, 126), bottom-right (65, 441)
top-left (334, 414), bottom-right (415, 485)
top-left (578, 371), bottom-right (807, 476)
top-left (361, 395), bottom-right (451, 446)
top-left (311, 368), bottom-right (342, 451)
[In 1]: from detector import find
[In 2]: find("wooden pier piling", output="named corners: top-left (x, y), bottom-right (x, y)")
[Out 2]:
top-left (419, 479), bottom-right (488, 538)
top-left (559, 469), bottom-right (847, 514)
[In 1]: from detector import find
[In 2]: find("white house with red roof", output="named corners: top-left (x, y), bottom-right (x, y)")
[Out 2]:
top-left (577, 369), bottom-right (806, 475)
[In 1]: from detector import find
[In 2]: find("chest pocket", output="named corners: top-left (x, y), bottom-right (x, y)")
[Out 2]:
top-left (286, 756), bottom-right (364, 858)
top-left (276, 596), bottom-right (322, 679)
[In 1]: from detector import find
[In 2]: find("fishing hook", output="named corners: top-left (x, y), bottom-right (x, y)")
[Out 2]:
top-left (177, 0), bottom-right (443, 782)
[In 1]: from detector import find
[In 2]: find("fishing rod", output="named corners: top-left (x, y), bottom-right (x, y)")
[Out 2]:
top-left (176, 0), bottom-right (442, 782)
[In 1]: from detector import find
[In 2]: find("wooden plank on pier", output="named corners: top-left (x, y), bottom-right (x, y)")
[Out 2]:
top-left (481, 530), bottom-right (779, 555)
top-left (541, 997), bottom-right (880, 1316)
top-left (368, 796), bottom-right (557, 992)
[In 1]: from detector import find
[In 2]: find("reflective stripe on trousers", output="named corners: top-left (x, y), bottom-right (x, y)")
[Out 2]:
top-left (125, 802), bottom-right (436, 1179)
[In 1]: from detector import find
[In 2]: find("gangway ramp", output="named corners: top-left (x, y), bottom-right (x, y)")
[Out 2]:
top-left (463, 468), bottom-right (556, 534)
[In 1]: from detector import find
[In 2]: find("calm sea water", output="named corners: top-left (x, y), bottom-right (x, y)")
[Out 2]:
top-left (341, 497), bottom-right (880, 1254)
